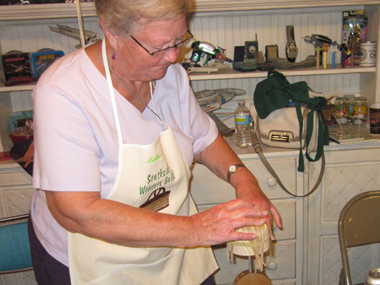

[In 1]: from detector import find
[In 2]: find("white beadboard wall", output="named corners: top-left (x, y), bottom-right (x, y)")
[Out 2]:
top-left (0, 17), bottom-right (104, 112)
top-left (0, 5), bottom-right (367, 112)
top-left (188, 6), bottom-right (364, 97)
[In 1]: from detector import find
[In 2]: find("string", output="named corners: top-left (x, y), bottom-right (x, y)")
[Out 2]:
top-left (109, 64), bottom-right (162, 120)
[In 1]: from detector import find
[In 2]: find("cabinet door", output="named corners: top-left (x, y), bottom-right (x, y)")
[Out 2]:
top-left (0, 185), bottom-right (35, 218)
top-left (306, 147), bottom-right (380, 285)
top-left (0, 168), bottom-right (34, 218)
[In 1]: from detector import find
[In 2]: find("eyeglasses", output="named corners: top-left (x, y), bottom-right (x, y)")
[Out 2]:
top-left (130, 30), bottom-right (193, 56)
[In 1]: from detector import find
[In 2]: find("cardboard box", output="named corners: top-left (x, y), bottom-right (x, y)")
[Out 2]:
top-left (29, 49), bottom-right (64, 78)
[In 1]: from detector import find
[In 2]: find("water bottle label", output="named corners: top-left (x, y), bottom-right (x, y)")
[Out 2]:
top-left (235, 114), bottom-right (250, 125)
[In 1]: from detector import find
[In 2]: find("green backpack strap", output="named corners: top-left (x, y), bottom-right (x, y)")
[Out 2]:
top-left (290, 88), bottom-right (329, 172)
top-left (305, 109), bottom-right (329, 163)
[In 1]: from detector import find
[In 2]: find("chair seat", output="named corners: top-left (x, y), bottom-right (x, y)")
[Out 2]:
top-left (0, 220), bottom-right (33, 273)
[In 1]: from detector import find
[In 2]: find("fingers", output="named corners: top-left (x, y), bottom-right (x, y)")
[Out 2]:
top-left (193, 199), bottom-right (281, 245)
top-left (229, 231), bottom-right (258, 241)
top-left (228, 216), bottom-right (268, 232)
top-left (269, 205), bottom-right (282, 229)
top-left (224, 199), bottom-right (269, 218)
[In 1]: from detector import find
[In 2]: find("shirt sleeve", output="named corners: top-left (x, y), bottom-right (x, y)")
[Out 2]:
top-left (32, 84), bottom-right (101, 192)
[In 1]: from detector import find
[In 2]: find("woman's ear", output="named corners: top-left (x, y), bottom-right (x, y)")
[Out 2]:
top-left (100, 20), bottom-right (118, 47)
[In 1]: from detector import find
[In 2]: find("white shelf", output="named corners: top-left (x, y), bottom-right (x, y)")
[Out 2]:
top-left (0, 2), bottom-right (96, 21)
top-left (0, 82), bottom-right (36, 93)
top-left (189, 66), bottom-right (376, 81)
top-left (0, 66), bottom-right (375, 92)
top-left (0, 158), bottom-right (20, 169)
top-left (1, 0), bottom-right (380, 21)
top-left (192, 0), bottom-right (380, 12)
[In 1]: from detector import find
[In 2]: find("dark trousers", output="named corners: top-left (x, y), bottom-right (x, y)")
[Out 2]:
top-left (28, 217), bottom-right (216, 285)
top-left (28, 217), bottom-right (71, 285)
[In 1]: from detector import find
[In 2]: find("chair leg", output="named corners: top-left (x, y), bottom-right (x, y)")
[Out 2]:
top-left (339, 268), bottom-right (346, 285)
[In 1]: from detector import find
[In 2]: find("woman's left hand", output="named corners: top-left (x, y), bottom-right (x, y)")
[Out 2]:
top-left (234, 175), bottom-right (282, 233)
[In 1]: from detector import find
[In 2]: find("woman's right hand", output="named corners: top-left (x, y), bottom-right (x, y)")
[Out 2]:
top-left (189, 199), bottom-right (269, 246)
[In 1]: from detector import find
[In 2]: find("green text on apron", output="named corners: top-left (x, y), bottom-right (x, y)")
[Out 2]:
top-left (67, 39), bottom-right (218, 285)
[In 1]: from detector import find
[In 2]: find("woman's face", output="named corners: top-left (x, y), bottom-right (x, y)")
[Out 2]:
top-left (112, 14), bottom-right (188, 82)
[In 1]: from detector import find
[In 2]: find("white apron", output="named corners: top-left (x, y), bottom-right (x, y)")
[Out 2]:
top-left (67, 40), bottom-right (218, 285)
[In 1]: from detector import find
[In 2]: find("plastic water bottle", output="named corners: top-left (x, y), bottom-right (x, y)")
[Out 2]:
top-left (234, 100), bottom-right (252, 148)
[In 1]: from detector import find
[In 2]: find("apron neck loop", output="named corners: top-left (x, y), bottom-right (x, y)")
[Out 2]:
top-left (102, 39), bottom-right (170, 144)
top-left (102, 39), bottom-right (124, 145)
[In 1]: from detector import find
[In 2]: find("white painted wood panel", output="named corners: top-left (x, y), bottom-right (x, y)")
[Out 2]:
top-left (307, 148), bottom-right (380, 284)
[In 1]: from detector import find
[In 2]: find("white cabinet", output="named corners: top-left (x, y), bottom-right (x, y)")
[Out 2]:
top-left (190, 141), bottom-right (380, 285)
top-left (191, 143), bottom-right (304, 285)
top-left (306, 145), bottom-right (380, 285)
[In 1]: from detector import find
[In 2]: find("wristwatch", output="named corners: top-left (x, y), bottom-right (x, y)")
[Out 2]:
top-left (227, 164), bottom-right (246, 183)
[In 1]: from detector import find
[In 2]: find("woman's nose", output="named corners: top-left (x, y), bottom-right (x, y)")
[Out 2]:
top-left (162, 47), bottom-right (181, 63)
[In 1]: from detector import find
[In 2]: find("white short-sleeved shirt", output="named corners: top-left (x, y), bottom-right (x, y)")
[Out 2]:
top-left (31, 48), bottom-right (218, 266)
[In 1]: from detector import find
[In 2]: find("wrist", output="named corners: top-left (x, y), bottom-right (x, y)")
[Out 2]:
top-left (227, 164), bottom-right (246, 184)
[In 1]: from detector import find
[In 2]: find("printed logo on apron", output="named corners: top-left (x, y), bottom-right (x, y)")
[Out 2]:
top-left (139, 160), bottom-right (174, 211)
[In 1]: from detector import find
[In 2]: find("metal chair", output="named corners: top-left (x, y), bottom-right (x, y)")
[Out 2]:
top-left (338, 191), bottom-right (380, 285)
top-left (0, 214), bottom-right (33, 274)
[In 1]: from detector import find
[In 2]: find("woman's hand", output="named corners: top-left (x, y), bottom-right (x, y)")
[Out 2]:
top-left (189, 199), bottom-right (269, 246)
top-left (232, 170), bottom-right (282, 234)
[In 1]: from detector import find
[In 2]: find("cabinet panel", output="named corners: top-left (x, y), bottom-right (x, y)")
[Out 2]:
top-left (306, 147), bottom-right (380, 285)
top-left (244, 158), bottom-right (299, 199)
top-left (317, 236), bottom-right (380, 285)
top-left (322, 161), bottom-right (380, 224)
top-left (0, 185), bottom-right (34, 218)
top-left (271, 201), bottom-right (296, 241)
top-left (0, 169), bottom-right (32, 187)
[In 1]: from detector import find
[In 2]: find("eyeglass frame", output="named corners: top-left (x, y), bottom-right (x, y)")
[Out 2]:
top-left (130, 30), bottom-right (193, 56)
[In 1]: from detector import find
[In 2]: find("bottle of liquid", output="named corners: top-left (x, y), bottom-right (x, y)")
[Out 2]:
top-left (234, 100), bottom-right (252, 148)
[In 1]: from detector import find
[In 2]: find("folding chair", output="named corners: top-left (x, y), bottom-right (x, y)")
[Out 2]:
top-left (338, 191), bottom-right (380, 285)
top-left (0, 214), bottom-right (33, 274)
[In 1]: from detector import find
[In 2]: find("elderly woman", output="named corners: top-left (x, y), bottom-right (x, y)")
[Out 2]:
top-left (29, 0), bottom-right (281, 284)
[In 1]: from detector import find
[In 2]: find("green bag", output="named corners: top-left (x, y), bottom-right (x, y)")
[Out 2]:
top-left (253, 70), bottom-right (329, 172)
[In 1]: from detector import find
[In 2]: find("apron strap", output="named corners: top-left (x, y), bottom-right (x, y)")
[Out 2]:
top-left (102, 39), bottom-right (124, 145)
